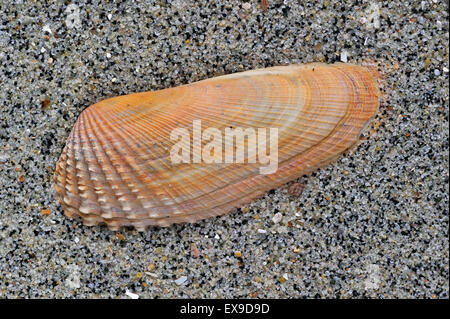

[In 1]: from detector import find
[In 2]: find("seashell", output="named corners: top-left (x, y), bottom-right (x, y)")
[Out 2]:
top-left (54, 63), bottom-right (379, 231)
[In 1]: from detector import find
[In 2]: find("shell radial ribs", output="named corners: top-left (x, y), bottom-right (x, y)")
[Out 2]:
top-left (54, 63), bottom-right (379, 231)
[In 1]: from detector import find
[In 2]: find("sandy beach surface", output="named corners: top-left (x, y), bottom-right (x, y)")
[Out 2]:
top-left (0, 0), bottom-right (448, 298)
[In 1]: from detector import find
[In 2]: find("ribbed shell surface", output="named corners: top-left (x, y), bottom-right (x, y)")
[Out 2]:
top-left (54, 63), bottom-right (379, 230)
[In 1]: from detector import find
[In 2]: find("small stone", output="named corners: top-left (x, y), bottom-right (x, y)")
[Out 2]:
top-left (174, 276), bottom-right (187, 286)
top-left (364, 2), bottom-right (380, 29)
top-left (117, 233), bottom-right (125, 240)
top-left (107, 13), bottom-right (112, 20)
top-left (242, 2), bottom-right (251, 10)
top-left (65, 265), bottom-right (81, 289)
top-left (257, 229), bottom-right (267, 234)
top-left (0, 154), bottom-right (9, 164)
top-left (125, 289), bottom-right (139, 299)
top-left (234, 251), bottom-right (242, 258)
top-left (443, 67), bottom-right (449, 73)
top-left (364, 264), bottom-right (381, 290)
top-left (190, 243), bottom-right (200, 258)
top-left (41, 209), bottom-right (51, 215)
top-left (272, 212), bottom-right (282, 223)
top-left (41, 98), bottom-right (51, 109)
top-left (261, 0), bottom-right (268, 11)
top-left (145, 272), bottom-right (158, 278)
top-left (65, 4), bottom-right (82, 29)
top-left (106, 52), bottom-right (112, 59)
top-left (42, 25), bottom-right (52, 34)
top-left (288, 182), bottom-right (304, 197)
top-left (434, 69), bottom-right (440, 76)
top-left (340, 50), bottom-right (348, 63)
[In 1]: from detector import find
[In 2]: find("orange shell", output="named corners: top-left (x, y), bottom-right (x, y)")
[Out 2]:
top-left (54, 63), bottom-right (379, 231)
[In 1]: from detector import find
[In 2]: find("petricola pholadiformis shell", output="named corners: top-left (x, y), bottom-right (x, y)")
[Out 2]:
top-left (54, 63), bottom-right (379, 231)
